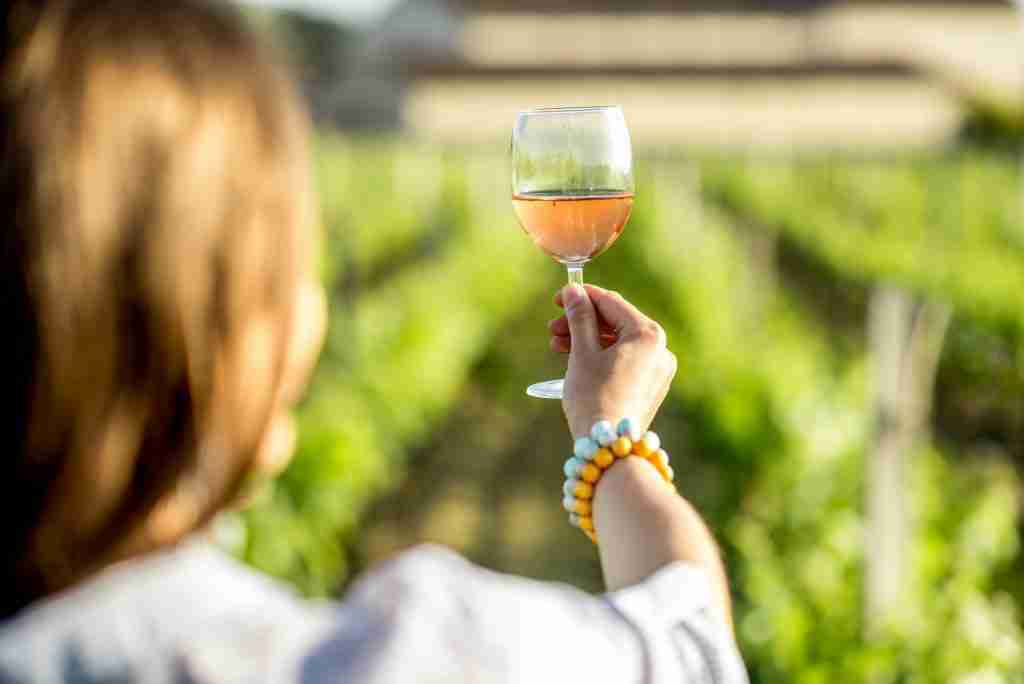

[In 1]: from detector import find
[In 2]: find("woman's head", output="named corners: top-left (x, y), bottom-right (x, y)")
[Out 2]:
top-left (1, 0), bottom-right (321, 614)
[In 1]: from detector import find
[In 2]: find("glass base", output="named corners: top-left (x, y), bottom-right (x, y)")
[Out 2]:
top-left (526, 378), bottom-right (564, 400)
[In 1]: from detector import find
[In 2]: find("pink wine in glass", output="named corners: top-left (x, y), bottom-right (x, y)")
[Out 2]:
top-left (512, 190), bottom-right (634, 263)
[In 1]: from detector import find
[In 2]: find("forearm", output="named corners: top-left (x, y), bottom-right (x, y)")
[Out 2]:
top-left (592, 456), bottom-right (734, 629)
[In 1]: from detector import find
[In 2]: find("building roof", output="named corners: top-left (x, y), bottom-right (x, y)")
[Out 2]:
top-left (334, 0), bottom-right (1019, 145)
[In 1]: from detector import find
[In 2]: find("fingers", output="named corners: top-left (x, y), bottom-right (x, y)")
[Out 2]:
top-left (561, 285), bottom-right (602, 354)
top-left (549, 315), bottom-right (570, 336)
top-left (584, 286), bottom-right (653, 340)
top-left (551, 285), bottom-right (660, 355)
top-left (548, 315), bottom-right (616, 338)
top-left (551, 332), bottom-right (618, 353)
top-left (551, 335), bottom-right (571, 353)
top-left (555, 285), bottom-right (662, 347)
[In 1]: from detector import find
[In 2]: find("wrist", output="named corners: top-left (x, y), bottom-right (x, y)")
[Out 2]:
top-left (566, 406), bottom-right (647, 441)
top-left (561, 418), bottom-right (674, 544)
top-left (563, 400), bottom-right (607, 440)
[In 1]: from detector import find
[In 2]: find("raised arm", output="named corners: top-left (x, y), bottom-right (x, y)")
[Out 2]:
top-left (551, 284), bottom-right (733, 628)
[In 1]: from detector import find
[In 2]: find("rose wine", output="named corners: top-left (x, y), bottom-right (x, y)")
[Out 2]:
top-left (512, 190), bottom-right (634, 263)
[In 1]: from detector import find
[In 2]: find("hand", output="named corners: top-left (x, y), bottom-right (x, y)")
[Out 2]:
top-left (549, 284), bottom-right (676, 439)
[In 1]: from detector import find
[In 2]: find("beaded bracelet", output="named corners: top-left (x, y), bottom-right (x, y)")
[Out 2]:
top-left (562, 418), bottom-right (674, 544)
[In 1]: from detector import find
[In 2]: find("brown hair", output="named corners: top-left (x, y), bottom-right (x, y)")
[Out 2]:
top-left (1, 0), bottom-right (314, 616)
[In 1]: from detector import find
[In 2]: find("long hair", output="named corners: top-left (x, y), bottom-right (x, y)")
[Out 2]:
top-left (0, 0), bottom-right (314, 616)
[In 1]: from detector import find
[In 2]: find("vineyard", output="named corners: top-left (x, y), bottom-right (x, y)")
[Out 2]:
top-left (233, 139), bottom-right (1024, 683)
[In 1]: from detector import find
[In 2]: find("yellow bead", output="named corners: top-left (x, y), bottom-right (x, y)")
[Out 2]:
top-left (583, 528), bottom-right (598, 544)
top-left (611, 437), bottom-right (632, 457)
top-left (654, 461), bottom-right (671, 481)
top-left (580, 463), bottom-right (601, 483)
top-left (633, 440), bottom-right (653, 458)
top-left (573, 481), bottom-right (594, 500)
top-left (573, 499), bottom-right (592, 516)
top-left (579, 516), bottom-right (594, 531)
top-left (652, 449), bottom-right (670, 468)
top-left (593, 448), bottom-right (615, 469)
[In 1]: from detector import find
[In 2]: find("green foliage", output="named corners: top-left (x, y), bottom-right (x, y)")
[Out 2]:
top-left (703, 155), bottom-right (1024, 331)
top-left (690, 155), bottom-right (1024, 682)
top-left (235, 140), bottom-right (1024, 681)
top-left (960, 93), bottom-right (1024, 150)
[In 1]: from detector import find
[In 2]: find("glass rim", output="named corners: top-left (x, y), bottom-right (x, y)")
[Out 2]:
top-left (517, 104), bottom-right (622, 116)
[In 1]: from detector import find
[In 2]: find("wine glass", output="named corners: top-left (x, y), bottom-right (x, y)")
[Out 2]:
top-left (511, 105), bottom-right (635, 399)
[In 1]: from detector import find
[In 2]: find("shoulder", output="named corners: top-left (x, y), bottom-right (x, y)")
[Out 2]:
top-left (308, 544), bottom-right (642, 682)
top-left (0, 541), bottom-right (298, 641)
top-left (347, 543), bottom-right (471, 595)
top-left (0, 541), bottom-right (324, 683)
top-left (344, 543), bottom-right (611, 625)
top-left (315, 545), bottom-right (748, 683)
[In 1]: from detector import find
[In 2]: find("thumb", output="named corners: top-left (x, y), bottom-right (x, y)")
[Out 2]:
top-left (562, 285), bottom-right (600, 353)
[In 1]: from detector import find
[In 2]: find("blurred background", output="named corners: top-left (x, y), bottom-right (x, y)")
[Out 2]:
top-left (226, 1), bottom-right (1024, 681)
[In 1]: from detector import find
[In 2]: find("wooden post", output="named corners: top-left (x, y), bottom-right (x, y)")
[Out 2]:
top-left (865, 286), bottom-right (952, 637)
top-left (865, 286), bottom-right (913, 635)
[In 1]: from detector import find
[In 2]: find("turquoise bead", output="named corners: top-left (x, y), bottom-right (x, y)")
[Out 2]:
top-left (617, 417), bottom-right (643, 442)
top-left (564, 458), bottom-right (580, 478)
top-left (590, 420), bottom-right (616, 447)
top-left (574, 437), bottom-right (599, 461)
top-left (562, 496), bottom-right (577, 513)
top-left (569, 513), bottom-right (582, 528)
top-left (563, 479), bottom-right (581, 497)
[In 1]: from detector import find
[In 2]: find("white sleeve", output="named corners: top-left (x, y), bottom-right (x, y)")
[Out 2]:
top-left (306, 544), bottom-right (748, 684)
top-left (605, 557), bottom-right (749, 683)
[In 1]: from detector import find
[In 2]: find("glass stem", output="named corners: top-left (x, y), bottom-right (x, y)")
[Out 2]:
top-left (566, 264), bottom-right (584, 287)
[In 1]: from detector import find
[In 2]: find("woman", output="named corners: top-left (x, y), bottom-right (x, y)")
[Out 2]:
top-left (0, 1), bottom-right (748, 682)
